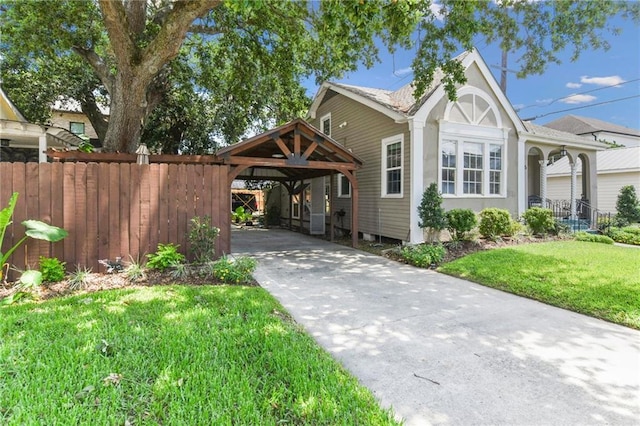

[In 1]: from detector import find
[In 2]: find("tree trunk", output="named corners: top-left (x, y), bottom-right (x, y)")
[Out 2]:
top-left (102, 72), bottom-right (149, 153)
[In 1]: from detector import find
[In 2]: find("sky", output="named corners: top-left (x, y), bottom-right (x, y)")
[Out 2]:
top-left (303, 12), bottom-right (640, 130)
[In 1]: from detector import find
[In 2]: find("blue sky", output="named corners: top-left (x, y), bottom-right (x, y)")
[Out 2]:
top-left (303, 13), bottom-right (640, 129)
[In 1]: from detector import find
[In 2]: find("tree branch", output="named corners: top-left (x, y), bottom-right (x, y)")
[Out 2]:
top-left (98, 0), bottom-right (137, 70)
top-left (71, 46), bottom-right (114, 94)
top-left (78, 92), bottom-right (109, 143)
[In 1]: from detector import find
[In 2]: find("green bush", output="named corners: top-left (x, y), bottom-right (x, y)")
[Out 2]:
top-left (616, 185), bottom-right (640, 223)
top-left (400, 244), bottom-right (446, 268)
top-left (211, 255), bottom-right (257, 284)
top-left (551, 220), bottom-right (571, 236)
top-left (478, 208), bottom-right (515, 239)
top-left (418, 183), bottom-right (446, 242)
top-left (607, 228), bottom-right (640, 246)
top-left (522, 207), bottom-right (555, 235)
top-left (39, 256), bottom-right (66, 283)
top-left (188, 216), bottom-right (220, 263)
top-left (574, 232), bottom-right (614, 245)
top-left (445, 209), bottom-right (477, 241)
top-left (146, 243), bottom-right (185, 271)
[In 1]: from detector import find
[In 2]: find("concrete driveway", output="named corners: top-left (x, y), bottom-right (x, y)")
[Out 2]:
top-left (232, 228), bottom-right (640, 425)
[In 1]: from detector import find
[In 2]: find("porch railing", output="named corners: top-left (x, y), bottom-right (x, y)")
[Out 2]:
top-left (541, 198), bottom-right (611, 233)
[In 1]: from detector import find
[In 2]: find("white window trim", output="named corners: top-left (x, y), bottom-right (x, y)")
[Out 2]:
top-left (381, 133), bottom-right (404, 198)
top-left (338, 173), bottom-right (351, 198)
top-left (438, 121), bottom-right (507, 198)
top-left (320, 113), bottom-right (331, 137)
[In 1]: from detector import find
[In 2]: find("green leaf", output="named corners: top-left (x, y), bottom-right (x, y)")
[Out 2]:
top-left (22, 220), bottom-right (68, 242)
top-left (0, 192), bottom-right (18, 247)
top-left (18, 270), bottom-right (43, 288)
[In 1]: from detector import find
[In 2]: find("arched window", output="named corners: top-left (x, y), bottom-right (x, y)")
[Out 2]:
top-left (439, 87), bottom-right (507, 197)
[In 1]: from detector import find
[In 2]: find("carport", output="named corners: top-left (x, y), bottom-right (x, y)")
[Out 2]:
top-left (217, 118), bottom-right (363, 248)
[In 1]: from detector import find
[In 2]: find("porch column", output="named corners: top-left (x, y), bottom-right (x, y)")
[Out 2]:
top-left (538, 160), bottom-right (547, 207)
top-left (570, 161), bottom-right (577, 219)
top-left (39, 132), bottom-right (47, 163)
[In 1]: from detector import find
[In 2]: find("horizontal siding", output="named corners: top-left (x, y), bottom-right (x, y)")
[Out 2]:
top-left (313, 93), bottom-right (411, 241)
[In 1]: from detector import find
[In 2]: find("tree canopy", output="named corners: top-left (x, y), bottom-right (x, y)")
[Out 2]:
top-left (1, 0), bottom-right (638, 153)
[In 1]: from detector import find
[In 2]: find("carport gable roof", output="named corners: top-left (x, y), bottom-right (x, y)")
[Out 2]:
top-left (216, 118), bottom-right (363, 181)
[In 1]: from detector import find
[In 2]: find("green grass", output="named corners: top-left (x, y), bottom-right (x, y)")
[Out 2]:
top-left (1, 286), bottom-right (398, 425)
top-left (438, 241), bottom-right (640, 329)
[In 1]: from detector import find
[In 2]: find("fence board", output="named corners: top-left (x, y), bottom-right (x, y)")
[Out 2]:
top-left (139, 165), bottom-right (151, 257)
top-left (149, 165), bottom-right (160, 254)
top-left (37, 163), bottom-right (51, 266)
top-left (98, 163), bottom-right (110, 264)
top-left (119, 165), bottom-right (130, 260)
top-left (176, 164), bottom-right (187, 253)
top-left (85, 164), bottom-right (99, 271)
top-left (157, 164), bottom-right (169, 247)
top-left (167, 164), bottom-right (179, 245)
top-left (129, 165), bottom-right (141, 259)
top-left (74, 163), bottom-right (88, 268)
top-left (108, 163), bottom-right (121, 263)
top-left (12, 163), bottom-right (27, 272)
top-left (51, 163), bottom-right (64, 262)
top-left (25, 163), bottom-right (40, 268)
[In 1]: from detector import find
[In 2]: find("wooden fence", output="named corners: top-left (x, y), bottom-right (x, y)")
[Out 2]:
top-left (0, 162), bottom-right (231, 278)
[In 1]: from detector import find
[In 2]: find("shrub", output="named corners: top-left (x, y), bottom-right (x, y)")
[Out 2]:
top-left (445, 209), bottom-right (477, 241)
top-left (188, 216), bottom-right (220, 263)
top-left (478, 208), bottom-right (515, 239)
top-left (211, 255), bottom-right (257, 284)
top-left (400, 244), bottom-right (446, 268)
top-left (146, 243), bottom-right (185, 271)
top-left (68, 265), bottom-right (92, 290)
top-left (616, 185), bottom-right (640, 223)
top-left (125, 256), bottom-right (146, 282)
top-left (607, 228), bottom-right (640, 246)
top-left (418, 183), bottom-right (446, 242)
top-left (574, 232), bottom-right (614, 245)
top-left (551, 220), bottom-right (571, 236)
top-left (39, 257), bottom-right (66, 283)
top-left (522, 207), bottom-right (555, 235)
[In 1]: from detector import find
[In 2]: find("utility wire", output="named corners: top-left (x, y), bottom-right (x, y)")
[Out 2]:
top-left (521, 95), bottom-right (640, 121)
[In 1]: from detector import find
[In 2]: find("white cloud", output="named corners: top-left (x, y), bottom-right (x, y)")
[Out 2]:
top-left (429, 1), bottom-right (444, 21)
top-left (535, 98), bottom-right (553, 105)
top-left (560, 94), bottom-right (597, 104)
top-left (566, 82), bottom-right (582, 89)
top-left (580, 75), bottom-right (625, 87)
top-left (512, 103), bottom-right (525, 111)
top-left (393, 67), bottom-right (413, 77)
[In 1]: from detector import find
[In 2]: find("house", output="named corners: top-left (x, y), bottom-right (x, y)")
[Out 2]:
top-left (0, 86), bottom-right (84, 162)
top-left (547, 146), bottom-right (640, 214)
top-left (271, 49), bottom-right (607, 244)
top-left (543, 115), bottom-right (640, 148)
top-left (50, 98), bottom-right (105, 149)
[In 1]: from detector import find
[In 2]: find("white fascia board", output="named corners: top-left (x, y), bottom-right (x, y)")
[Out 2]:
top-left (520, 132), bottom-right (608, 151)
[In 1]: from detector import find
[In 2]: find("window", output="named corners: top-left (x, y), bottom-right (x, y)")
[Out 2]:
top-left (292, 193), bottom-right (300, 219)
top-left (70, 122), bottom-right (85, 135)
top-left (489, 144), bottom-right (502, 195)
top-left (438, 137), bottom-right (505, 197)
top-left (463, 142), bottom-right (483, 194)
top-left (441, 140), bottom-right (456, 194)
top-left (320, 113), bottom-right (331, 137)
top-left (338, 173), bottom-right (351, 198)
top-left (381, 134), bottom-right (403, 197)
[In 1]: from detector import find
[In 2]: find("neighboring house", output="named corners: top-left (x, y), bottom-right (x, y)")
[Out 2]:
top-left (273, 48), bottom-right (606, 244)
top-left (547, 146), bottom-right (640, 214)
top-left (50, 99), bottom-right (104, 149)
top-left (0, 86), bottom-right (83, 162)
top-left (543, 114), bottom-right (640, 148)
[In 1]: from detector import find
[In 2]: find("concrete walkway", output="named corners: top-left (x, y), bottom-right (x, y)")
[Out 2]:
top-left (232, 228), bottom-right (640, 425)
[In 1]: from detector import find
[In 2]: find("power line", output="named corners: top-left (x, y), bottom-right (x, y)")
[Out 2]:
top-left (521, 95), bottom-right (640, 121)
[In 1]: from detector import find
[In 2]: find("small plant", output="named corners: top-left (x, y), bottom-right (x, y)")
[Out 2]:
top-left (400, 243), bottom-right (446, 268)
top-left (522, 207), bottom-right (555, 235)
top-left (445, 209), bottom-right (477, 241)
top-left (170, 261), bottom-right (191, 281)
top-left (13, 268), bottom-right (43, 291)
top-left (68, 265), bottom-right (92, 290)
top-left (418, 183), bottom-right (446, 242)
top-left (574, 232), bottom-right (614, 245)
top-left (188, 216), bottom-right (220, 263)
top-left (616, 185), bottom-right (640, 224)
top-left (39, 256), bottom-right (66, 283)
top-left (211, 255), bottom-right (257, 284)
top-left (146, 243), bottom-right (185, 271)
top-left (606, 227), bottom-right (640, 246)
top-left (1, 192), bottom-right (68, 283)
top-left (479, 208), bottom-right (515, 240)
top-left (231, 206), bottom-right (253, 224)
top-left (125, 256), bottom-right (147, 282)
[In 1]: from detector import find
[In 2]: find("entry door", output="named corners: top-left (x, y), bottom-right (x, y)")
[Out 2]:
top-left (309, 177), bottom-right (326, 235)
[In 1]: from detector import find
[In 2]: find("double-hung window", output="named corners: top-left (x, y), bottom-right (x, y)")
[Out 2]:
top-left (338, 173), bottom-right (351, 198)
top-left (320, 113), bottom-right (331, 137)
top-left (381, 134), bottom-right (404, 197)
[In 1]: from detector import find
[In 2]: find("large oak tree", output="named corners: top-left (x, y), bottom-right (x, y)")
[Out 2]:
top-left (1, 0), bottom-right (638, 153)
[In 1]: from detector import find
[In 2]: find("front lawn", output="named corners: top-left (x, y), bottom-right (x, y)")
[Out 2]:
top-left (0, 285), bottom-right (398, 425)
top-left (438, 241), bottom-right (640, 329)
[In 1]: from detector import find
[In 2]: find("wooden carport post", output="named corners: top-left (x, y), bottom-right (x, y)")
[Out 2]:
top-left (342, 169), bottom-right (358, 248)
